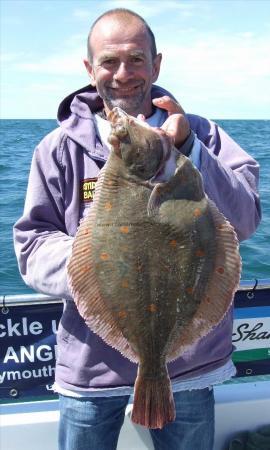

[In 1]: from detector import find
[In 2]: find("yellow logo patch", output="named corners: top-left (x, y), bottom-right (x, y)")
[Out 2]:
top-left (80, 178), bottom-right (97, 203)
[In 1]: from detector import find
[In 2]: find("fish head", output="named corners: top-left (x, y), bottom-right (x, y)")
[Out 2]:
top-left (108, 107), bottom-right (171, 180)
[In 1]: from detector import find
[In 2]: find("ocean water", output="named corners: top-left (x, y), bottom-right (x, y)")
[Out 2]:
top-left (0, 119), bottom-right (269, 295)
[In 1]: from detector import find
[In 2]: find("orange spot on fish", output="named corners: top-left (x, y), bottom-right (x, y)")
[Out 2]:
top-left (196, 249), bottom-right (205, 257)
top-left (193, 208), bottom-right (202, 217)
top-left (118, 310), bottom-right (127, 319)
top-left (84, 228), bottom-right (90, 235)
top-left (82, 265), bottom-right (90, 273)
top-left (186, 287), bottom-right (194, 295)
top-left (217, 267), bottom-right (224, 274)
top-left (104, 202), bottom-right (112, 210)
top-left (100, 252), bottom-right (110, 261)
top-left (147, 304), bottom-right (157, 313)
top-left (121, 279), bottom-right (129, 288)
top-left (120, 226), bottom-right (129, 234)
top-left (170, 239), bottom-right (177, 248)
top-left (218, 224), bottom-right (224, 230)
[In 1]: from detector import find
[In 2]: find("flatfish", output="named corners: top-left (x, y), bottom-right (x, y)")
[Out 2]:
top-left (67, 107), bottom-right (241, 429)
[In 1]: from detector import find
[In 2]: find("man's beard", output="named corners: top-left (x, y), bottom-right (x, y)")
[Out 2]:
top-left (102, 85), bottom-right (146, 116)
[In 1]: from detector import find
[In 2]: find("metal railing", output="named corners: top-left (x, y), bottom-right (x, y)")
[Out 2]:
top-left (1, 279), bottom-right (269, 307)
top-left (0, 293), bottom-right (63, 307)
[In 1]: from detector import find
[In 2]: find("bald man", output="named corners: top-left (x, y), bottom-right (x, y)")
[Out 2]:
top-left (14, 8), bottom-right (261, 450)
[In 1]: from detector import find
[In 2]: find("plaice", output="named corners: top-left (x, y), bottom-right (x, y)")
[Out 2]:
top-left (67, 107), bottom-right (241, 429)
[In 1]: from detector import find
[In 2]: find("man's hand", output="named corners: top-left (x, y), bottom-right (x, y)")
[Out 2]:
top-left (152, 96), bottom-right (190, 149)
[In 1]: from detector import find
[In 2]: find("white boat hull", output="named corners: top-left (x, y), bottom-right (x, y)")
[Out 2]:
top-left (1, 379), bottom-right (270, 450)
top-left (1, 280), bottom-right (270, 448)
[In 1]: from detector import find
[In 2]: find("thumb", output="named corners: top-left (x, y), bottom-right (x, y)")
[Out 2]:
top-left (152, 96), bottom-right (185, 116)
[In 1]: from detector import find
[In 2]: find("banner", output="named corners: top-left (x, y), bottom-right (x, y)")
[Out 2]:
top-left (0, 302), bottom-right (63, 401)
top-left (232, 286), bottom-right (270, 377)
top-left (1, 285), bottom-right (270, 402)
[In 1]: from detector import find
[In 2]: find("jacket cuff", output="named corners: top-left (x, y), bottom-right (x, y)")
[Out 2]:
top-left (178, 130), bottom-right (195, 156)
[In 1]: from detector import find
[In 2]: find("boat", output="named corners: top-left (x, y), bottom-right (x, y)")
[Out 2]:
top-left (1, 279), bottom-right (270, 449)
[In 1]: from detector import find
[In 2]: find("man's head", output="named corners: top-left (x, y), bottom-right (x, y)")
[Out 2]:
top-left (84, 8), bottom-right (162, 117)
top-left (87, 9), bottom-right (157, 62)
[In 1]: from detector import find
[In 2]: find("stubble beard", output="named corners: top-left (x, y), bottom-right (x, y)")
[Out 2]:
top-left (102, 85), bottom-right (147, 117)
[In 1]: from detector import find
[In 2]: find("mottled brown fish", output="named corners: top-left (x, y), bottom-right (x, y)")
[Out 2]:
top-left (67, 107), bottom-right (241, 429)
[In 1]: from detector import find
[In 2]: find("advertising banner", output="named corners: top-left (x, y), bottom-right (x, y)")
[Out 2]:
top-left (0, 302), bottom-right (63, 401)
top-left (1, 284), bottom-right (270, 402)
top-left (232, 285), bottom-right (270, 377)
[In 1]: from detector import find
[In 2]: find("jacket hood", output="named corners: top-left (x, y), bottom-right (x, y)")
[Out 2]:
top-left (57, 84), bottom-right (175, 155)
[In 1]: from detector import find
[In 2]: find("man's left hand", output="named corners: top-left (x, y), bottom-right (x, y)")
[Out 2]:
top-left (152, 96), bottom-right (190, 149)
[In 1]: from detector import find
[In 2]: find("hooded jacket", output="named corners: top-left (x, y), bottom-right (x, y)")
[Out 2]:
top-left (13, 84), bottom-right (261, 392)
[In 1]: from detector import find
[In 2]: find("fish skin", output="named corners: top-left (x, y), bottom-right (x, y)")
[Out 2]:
top-left (67, 107), bottom-right (241, 429)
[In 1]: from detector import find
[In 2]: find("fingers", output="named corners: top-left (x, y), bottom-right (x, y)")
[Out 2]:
top-left (161, 114), bottom-right (190, 148)
top-left (136, 98), bottom-right (189, 148)
top-left (152, 96), bottom-right (185, 116)
top-left (137, 114), bottom-right (146, 121)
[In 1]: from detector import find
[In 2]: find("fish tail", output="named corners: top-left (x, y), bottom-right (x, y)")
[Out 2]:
top-left (131, 367), bottom-right (175, 429)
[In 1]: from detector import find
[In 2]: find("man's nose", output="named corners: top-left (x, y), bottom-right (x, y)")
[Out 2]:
top-left (114, 62), bottom-right (133, 82)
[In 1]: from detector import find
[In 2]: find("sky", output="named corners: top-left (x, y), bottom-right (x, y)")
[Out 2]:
top-left (1, 0), bottom-right (270, 119)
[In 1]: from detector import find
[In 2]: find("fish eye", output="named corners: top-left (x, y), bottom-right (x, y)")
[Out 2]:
top-left (135, 165), bottom-right (145, 174)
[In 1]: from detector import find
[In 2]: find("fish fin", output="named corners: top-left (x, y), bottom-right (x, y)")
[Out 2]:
top-left (67, 166), bottom-right (138, 363)
top-left (147, 183), bottom-right (166, 216)
top-left (131, 366), bottom-right (175, 429)
top-left (148, 155), bottom-right (204, 217)
top-left (167, 198), bottom-right (241, 360)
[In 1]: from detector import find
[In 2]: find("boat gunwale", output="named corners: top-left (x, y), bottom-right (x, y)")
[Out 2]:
top-left (1, 279), bottom-right (269, 307)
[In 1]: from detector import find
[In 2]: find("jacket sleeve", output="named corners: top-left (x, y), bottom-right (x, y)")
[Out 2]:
top-left (13, 130), bottom-right (74, 299)
top-left (193, 118), bottom-right (261, 241)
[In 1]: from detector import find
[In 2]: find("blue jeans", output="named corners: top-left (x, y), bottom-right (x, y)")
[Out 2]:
top-left (58, 388), bottom-right (214, 450)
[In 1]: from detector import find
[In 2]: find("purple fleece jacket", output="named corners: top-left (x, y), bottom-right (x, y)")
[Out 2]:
top-left (13, 84), bottom-right (261, 391)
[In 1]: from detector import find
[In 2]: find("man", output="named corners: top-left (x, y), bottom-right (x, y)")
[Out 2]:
top-left (14, 8), bottom-right (261, 450)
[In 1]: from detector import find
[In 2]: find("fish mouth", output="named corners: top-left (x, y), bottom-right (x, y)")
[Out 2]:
top-left (108, 107), bottom-right (129, 123)
top-left (107, 107), bottom-right (130, 138)
top-left (108, 107), bottom-right (150, 133)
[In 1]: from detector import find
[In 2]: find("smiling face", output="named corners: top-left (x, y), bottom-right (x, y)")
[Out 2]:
top-left (84, 14), bottom-right (162, 117)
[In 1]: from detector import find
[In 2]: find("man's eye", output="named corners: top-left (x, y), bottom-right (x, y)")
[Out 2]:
top-left (102, 59), bottom-right (117, 67)
top-left (130, 57), bottom-right (143, 64)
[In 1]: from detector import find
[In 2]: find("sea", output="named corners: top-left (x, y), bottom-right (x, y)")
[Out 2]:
top-left (0, 119), bottom-right (269, 296)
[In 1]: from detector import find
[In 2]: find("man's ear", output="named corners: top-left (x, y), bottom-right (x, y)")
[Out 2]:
top-left (152, 53), bottom-right (162, 83)
top-left (83, 59), bottom-right (96, 86)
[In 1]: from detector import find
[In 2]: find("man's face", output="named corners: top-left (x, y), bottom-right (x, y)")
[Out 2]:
top-left (84, 16), bottom-right (162, 117)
